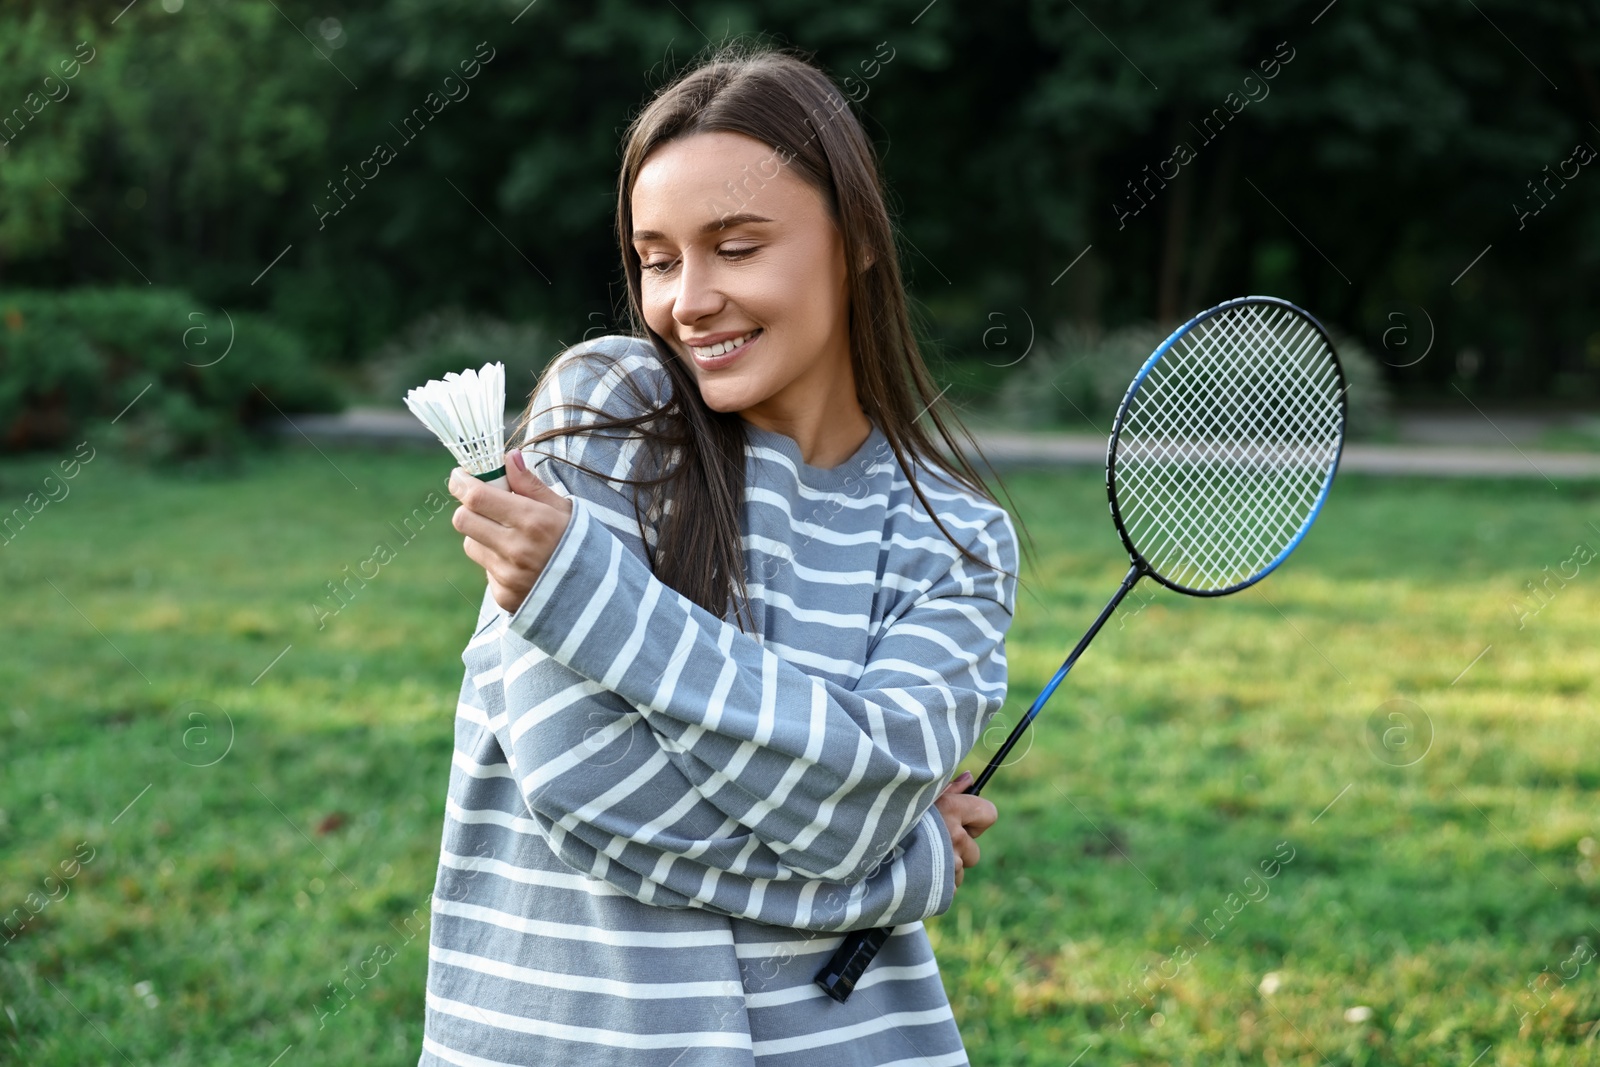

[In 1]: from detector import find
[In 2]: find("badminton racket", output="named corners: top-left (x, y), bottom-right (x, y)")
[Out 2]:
top-left (815, 294), bottom-right (1347, 1002)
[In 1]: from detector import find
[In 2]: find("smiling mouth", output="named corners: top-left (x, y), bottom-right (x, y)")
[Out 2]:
top-left (689, 328), bottom-right (762, 369)
top-left (689, 329), bottom-right (761, 359)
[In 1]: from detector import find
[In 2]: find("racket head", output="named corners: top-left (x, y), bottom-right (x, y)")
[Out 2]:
top-left (1105, 295), bottom-right (1347, 597)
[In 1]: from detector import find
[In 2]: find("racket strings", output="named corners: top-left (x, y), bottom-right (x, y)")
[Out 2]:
top-left (1125, 327), bottom-right (1335, 588)
top-left (1113, 303), bottom-right (1343, 592)
top-left (1122, 349), bottom-right (1300, 576)
top-left (1122, 309), bottom-right (1339, 588)
top-left (1131, 320), bottom-right (1335, 578)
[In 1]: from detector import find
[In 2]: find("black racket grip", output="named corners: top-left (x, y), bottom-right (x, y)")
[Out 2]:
top-left (815, 925), bottom-right (894, 1002)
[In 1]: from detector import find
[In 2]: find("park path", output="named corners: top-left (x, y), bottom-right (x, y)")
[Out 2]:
top-left (967, 431), bottom-right (1600, 480)
top-left (279, 408), bottom-right (1600, 480)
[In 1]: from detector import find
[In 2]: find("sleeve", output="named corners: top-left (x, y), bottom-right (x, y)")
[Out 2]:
top-left (465, 335), bottom-right (980, 930)
top-left (465, 607), bottom-right (961, 931)
top-left (499, 336), bottom-right (1020, 888)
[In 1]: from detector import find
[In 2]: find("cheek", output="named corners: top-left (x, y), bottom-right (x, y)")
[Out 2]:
top-left (786, 240), bottom-right (850, 323)
top-left (744, 255), bottom-right (831, 332)
top-left (640, 283), bottom-right (671, 331)
top-left (642, 287), bottom-right (692, 363)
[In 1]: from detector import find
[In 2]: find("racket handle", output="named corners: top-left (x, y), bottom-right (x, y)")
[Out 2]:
top-left (814, 925), bottom-right (894, 1002)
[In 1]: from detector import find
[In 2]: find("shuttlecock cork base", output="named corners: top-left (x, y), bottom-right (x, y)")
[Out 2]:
top-left (403, 362), bottom-right (510, 490)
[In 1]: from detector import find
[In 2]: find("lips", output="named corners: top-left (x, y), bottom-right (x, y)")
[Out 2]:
top-left (689, 328), bottom-right (760, 358)
top-left (690, 328), bottom-right (762, 370)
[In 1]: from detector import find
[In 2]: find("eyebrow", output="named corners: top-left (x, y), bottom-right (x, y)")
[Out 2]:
top-left (631, 212), bottom-right (776, 243)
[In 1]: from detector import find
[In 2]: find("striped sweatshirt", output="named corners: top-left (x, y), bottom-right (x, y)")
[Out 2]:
top-left (420, 333), bottom-right (1019, 1066)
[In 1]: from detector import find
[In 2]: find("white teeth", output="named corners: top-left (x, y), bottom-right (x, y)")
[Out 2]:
top-left (691, 330), bottom-right (758, 359)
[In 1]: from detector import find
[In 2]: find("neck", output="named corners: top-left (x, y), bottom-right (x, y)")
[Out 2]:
top-left (742, 402), bottom-right (872, 468)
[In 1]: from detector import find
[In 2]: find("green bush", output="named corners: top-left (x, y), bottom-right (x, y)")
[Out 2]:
top-left (0, 287), bottom-right (341, 461)
top-left (994, 317), bottom-right (1394, 440)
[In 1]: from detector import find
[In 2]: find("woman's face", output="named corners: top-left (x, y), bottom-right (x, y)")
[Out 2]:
top-left (630, 130), bottom-right (858, 430)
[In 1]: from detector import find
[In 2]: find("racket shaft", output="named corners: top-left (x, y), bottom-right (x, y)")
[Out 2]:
top-left (814, 564), bottom-right (1143, 1002)
top-left (973, 564), bottom-right (1141, 792)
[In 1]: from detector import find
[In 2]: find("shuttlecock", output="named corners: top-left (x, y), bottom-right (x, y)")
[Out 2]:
top-left (403, 362), bottom-right (510, 489)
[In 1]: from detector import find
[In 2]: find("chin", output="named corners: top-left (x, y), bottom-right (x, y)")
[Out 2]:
top-left (694, 384), bottom-right (747, 414)
top-left (693, 374), bottom-right (767, 414)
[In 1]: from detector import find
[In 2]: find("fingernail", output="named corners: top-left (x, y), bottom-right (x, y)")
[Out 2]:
top-left (510, 449), bottom-right (527, 473)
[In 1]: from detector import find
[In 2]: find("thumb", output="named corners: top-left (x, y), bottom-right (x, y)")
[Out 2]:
top-left (505, 449), bottom-right (563, 501)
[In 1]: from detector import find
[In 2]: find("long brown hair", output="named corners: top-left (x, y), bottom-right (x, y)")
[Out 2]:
top-left (514, 38), bottom-right (1033, 635)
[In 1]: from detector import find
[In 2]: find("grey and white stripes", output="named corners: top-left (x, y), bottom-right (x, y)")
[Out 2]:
top-left (421, 334), bottom-right (1017, 1066)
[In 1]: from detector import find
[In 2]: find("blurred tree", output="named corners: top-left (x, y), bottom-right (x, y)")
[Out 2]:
top-left (0, 0), bottom-right (1594, 400)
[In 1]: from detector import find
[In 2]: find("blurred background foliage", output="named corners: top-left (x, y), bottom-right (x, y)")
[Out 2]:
top-left (0, 0), bottom-right (1596, 454)
top-left (0, 286), bottom-right (341, 460)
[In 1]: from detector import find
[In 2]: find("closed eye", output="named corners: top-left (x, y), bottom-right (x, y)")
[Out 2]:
top-left (640, 246), bottom-right (761, 275)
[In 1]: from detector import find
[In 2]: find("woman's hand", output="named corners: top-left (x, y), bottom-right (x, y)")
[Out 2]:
top-left (935, 770), bottom-right (998, 889)
top-left (448, 450), bottom-right (574, 615)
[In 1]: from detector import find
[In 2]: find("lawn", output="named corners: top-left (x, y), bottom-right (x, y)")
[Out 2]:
top-left (1, 444), bottom-right (1596, 1065)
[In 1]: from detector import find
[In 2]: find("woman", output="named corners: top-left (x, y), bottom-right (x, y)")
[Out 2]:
top-left (423, 41), bottom-right (1023, 1067)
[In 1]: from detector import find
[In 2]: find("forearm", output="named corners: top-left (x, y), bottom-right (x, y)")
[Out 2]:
top-left (531, 785), bottom-right (956, 932)
top-left (466, 624), bottom-right (957, 931)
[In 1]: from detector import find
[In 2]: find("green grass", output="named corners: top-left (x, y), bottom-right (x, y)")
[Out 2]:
top-left (1, 446), bottom-right (1597, 1065)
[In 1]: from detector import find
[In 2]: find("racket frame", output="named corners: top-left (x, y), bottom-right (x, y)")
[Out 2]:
top-left (1106, 295), bottom-right (1348, 598)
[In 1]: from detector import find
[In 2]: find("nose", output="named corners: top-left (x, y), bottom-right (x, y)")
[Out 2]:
top-left (671, 249), bottom-right (723, 328)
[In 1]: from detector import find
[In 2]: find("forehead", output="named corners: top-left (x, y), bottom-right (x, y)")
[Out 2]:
top-left (630, 130), bottom-right (819, 237)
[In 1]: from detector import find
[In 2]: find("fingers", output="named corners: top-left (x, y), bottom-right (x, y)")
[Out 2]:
top-left (451, 465), bottom-right (572, 565)
top-left (504, 450), bottom-right (570, 508)
top-left (951, 828), bottom-right (980, 873)
top-left (942, 794), bottom-right (998, 837)
top-left (452, 502), bottom-right (511, 546)
top-left (448, 473), bottom-right (519, 550)
top-left (455, 507), bottom-right (538, 574)
top-left (447, 467), bottom-right (493, 508)
top-left (448, 467), bottom-right (524, 525)
top-left (460, 533), bottom-right (491, 572)
top-left (966, 796), bottom-right (998, 838)
top-left (948, 827), bottom-right (977, 890)
top-left (450, 455), bottom-right (569, 522)
top-left (935, 773), bottom-right (997, 892)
